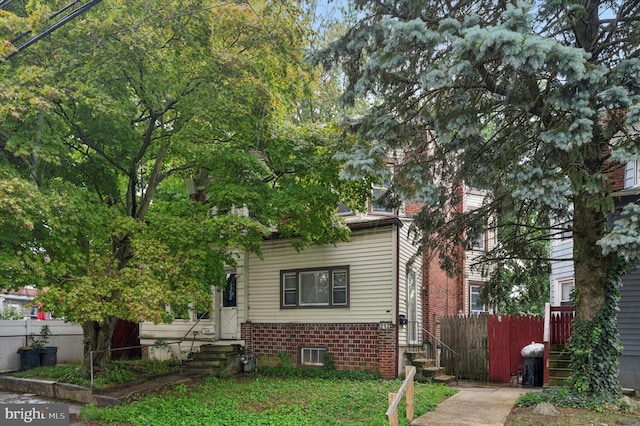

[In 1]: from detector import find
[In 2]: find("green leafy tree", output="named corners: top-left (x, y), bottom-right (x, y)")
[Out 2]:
top-left (320, 0), bottom-right (640, 399)
top-left (1, 0), bottom-right (371, 374)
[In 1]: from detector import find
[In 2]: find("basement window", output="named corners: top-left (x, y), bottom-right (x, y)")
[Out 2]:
top-left (301, 347), bottom-right (327, 367)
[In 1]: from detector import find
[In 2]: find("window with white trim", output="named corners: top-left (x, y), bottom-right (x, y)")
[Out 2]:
top-left (470, 284), bottom-right (487, 313)
top-left (407, 269), bottom-right (418, 344)
top-left (469, 231), bottom-right (486, 251)
top-left (625, 159), bottom-right (640, 189)
top-left (301, 348), bottom-right (327, 366)
top-left (281, 266), bottom-right (349, 308)
top-left (560, 278), bottom-right (574, 306)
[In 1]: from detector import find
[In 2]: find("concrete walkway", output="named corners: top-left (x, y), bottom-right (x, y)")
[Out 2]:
top-left (411, 384), bottom-right (534, 426)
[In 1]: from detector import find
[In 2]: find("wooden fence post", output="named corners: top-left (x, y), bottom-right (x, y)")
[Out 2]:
top-left (405, 365), bottom-right (414, 421)
top-left (388, 393), bottom-right (398, 426)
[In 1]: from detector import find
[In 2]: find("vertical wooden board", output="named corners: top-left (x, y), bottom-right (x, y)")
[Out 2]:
top-left (488, 315), bottom-right (511, 383)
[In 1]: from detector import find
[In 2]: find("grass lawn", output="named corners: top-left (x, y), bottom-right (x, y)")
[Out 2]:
top-left (80, 375), bottom-right (457, 426)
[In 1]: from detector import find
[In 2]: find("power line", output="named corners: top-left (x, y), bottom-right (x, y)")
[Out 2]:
top-left (6, 0), bottom-right (103, 59)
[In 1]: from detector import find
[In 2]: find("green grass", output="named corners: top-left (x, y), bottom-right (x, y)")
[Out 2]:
top-left (81, 375), bottom-right (457, 425)
top-left (10, 359), bottom-right (179, 388)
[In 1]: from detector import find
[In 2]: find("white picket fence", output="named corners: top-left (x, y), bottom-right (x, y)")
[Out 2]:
top-left (0, 319), bottom-right (83, 373)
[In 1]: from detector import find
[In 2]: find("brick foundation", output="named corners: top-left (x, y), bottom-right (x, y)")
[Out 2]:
top-left (241, 322), bottom-right (398, 379)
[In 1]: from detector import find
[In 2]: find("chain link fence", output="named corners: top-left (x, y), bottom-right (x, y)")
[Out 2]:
top-left (0, 320), bottom-right (83, 373)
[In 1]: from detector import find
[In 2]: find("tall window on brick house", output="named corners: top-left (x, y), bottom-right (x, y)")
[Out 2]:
top-left (281, 266), bottom-right (349, 308)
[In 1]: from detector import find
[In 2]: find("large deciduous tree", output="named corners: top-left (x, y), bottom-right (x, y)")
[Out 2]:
top-left (321, 0), bottom-right (640, 399)
top-left (1, 0), bottom-right (371, 374)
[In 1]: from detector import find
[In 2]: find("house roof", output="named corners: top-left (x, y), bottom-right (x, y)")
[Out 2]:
top-left (263, 216), bottom-right (404, 241)
top-left (0, 287), bottom-right (38, 297)
top-left (346, 216), bottom-right (404, 231)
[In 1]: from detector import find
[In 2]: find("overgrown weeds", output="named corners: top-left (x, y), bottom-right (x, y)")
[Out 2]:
top-left (81, 374), bottom-right (457, 425)
top-left (10, 359), bottom-right (179, 389)
top-left (516, 387), bottom-right (636, 413)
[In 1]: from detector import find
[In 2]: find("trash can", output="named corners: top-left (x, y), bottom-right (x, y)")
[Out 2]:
top-left (521, 342), bottom-right (544, 387)
top-left (17, 348), bottom-right (41, 370)
top-left (40, 346), bottom-right (58, 367)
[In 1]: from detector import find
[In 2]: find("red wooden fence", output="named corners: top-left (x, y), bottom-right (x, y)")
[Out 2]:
top-left (488, 315), bottom-right (544, 383)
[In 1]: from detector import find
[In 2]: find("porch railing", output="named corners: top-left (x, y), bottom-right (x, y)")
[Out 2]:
top-left (543, 303), bottom-right (575, 385)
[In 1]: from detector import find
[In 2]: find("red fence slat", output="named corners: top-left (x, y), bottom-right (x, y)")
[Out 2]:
top-left (488, 315), bottom-right (544, 383)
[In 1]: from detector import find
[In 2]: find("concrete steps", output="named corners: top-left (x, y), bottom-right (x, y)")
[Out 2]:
top-left (184, 343), bottom-right (242, 377)
top-left (406, 354), bottom-right (455, 384)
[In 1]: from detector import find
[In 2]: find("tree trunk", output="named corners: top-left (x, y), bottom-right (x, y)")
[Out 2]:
top-left (569, 194), bottom-right (622, 399)
top-left (80, 316), bottom-right (120, 379)
top-left (79, 234), bottom-right (133, 379)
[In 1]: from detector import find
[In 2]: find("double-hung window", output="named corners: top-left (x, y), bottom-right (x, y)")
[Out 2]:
top-left (281, 266), bottom-right (349, 308)
top-left (470, 284), bottom-right (487, 313)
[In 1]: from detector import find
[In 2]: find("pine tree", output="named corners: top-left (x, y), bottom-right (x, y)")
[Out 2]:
top-left (320, 0), bottom-right (640, 399)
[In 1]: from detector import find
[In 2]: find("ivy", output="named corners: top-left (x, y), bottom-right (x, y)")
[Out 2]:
top-left (568, 275), bottom-right (623, 400)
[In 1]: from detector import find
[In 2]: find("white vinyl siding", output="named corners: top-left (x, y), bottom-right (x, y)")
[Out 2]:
top-left (247, 225), bottom-right (398, 323)
top-left (462, 189), bottom-right (495, 314)
top-left (397, 219), bottom-right (422, 347)
top-left (550, 238), bottom-right (574, 306)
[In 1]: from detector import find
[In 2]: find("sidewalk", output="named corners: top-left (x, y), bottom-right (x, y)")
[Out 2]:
top-left (0, 390), bottom-right (85, 425)
top-left (411, 383), bottom-right (534, 425)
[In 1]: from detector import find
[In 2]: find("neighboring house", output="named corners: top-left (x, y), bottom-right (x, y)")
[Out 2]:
top-left (141, 171), bottom-right (494, 379)
top-left (0, 287), bottom-right (50, 319)
top-left (549, 157), bottom-right (640, 389)
top-left (413, 187), bottom-right (496, 340)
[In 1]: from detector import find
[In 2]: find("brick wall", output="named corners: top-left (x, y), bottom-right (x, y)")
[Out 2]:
top-left (423, 252), bottom-right (464, 338)
top-left (241, 322), bottom-right (398, 379)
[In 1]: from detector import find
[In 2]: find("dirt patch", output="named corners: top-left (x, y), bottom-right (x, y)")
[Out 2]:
top-left (505, 404), bottom-right (640, 425)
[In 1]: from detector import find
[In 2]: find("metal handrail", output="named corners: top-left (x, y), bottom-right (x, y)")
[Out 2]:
top-left (180, 312), bottom-right (209, 342)
top-left (422, 326), bottom-right (460, 385)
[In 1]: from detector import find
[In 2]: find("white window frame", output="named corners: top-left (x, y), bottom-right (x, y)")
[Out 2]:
top-left (470, 284), bottom-right (487, 313)
top-left (407, 269), bottom-right (418, 344)
top-left (300, 347), bottom-right (327, 367)
top-left (559, 278), bottom-right (574, 306)
top-left (469, 231), bottom-right (486, 251)
top-left (625, 159), bottom-right (640, 189)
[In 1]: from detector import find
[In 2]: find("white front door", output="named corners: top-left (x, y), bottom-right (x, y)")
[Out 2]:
top-left (220, 273), bottom-right (238, 339)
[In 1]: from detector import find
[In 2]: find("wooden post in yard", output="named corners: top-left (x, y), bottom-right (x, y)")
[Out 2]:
top-left (406, 365), bottom-right (414, 421)
top-left (388, 392), bottom-right (398, 426)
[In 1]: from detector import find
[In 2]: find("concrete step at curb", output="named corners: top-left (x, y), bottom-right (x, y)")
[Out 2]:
top-left (432, 375), bottom-right (457, 385)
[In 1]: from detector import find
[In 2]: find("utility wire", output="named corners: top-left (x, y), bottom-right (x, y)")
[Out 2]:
top-left (6, 0), bottom-right (103, 59)
top-left (0, 0), bottom-right (15, 10)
